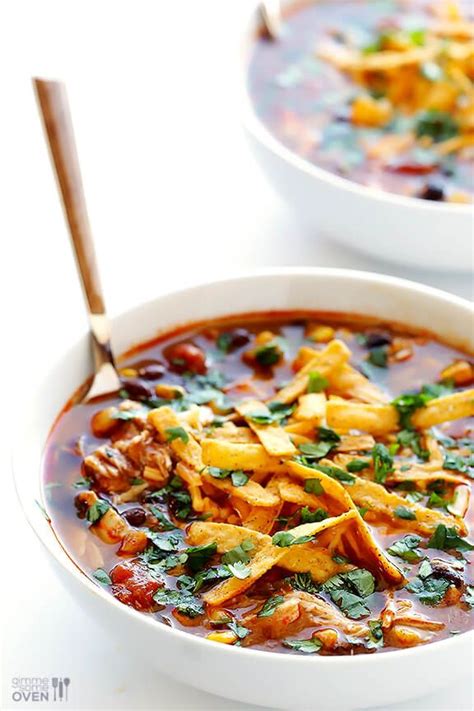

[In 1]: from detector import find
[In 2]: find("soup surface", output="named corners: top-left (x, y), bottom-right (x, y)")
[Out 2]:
top-left (247, 0), bottom-right (474, 203)
top-left (43, 313), bottom-right (474, 656)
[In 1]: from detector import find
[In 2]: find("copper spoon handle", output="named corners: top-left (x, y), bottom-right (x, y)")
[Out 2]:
top-left (33, 78), bottom-right (121, 400)
top-left (260, 0), bottom-right (281, 40)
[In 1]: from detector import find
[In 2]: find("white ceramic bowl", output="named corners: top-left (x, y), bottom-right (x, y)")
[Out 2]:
top-left (14, 269), bottom-right (473, 710)
top-left (240, 1), bottom-right (473, 272)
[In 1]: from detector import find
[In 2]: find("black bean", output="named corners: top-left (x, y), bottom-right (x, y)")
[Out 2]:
top-left (228, 328), bottom-right (251, 351)
top-left (430, 558), bottom-right (464, 588)
top-left (123, 507), bottom-right (147, 527)
top-left (365, 330), bottom-right (392, 349)
top-left (138, 363), bottom-right (166, 380)
top-left (121, 378), bottom-right (153, 400)
top-left (418, 183), bottom-right (445, 202)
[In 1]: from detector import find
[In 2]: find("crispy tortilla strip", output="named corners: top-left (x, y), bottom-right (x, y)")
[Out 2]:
top-left (411, 389), bottom-right (474, 429)
top-left (236, 399), bottom-right (297, 457)
top-left (211, 424), bottom-right (258, 444)
top-left (279, 545), bottom-right (353, 582)
top-left (287, 461), bottom-right (404, 585)
top-left (202, 514), bottom-right (357, 606)
top-left (336, 434), bottom-right (375, 452)
top-left (277, 474), bottom-right (325, 509)
top-left (242, 504), bottom-right (281, 533)
top-left (148, 407), bottom-right (204, 470)
top-left (318, 38), bottom-right (439, 71)
top-left (202, 471), bottom-right (280, 508)
top-left (284, 420), bottom-right (317, 437)
top-left (326, 399), bottom-right (399, 435)
top-left (347, 477), bottom-right (468, 536)
top-left (187, 521), bottom-right (270, 552)
top-left (293, 393), bottom-right (327, 423)
top-left (386, 467), bottom-right (467, 488)
top-left (175, 462), bottom-right (204, 512)
top-left (269, 340), bottom-right (350, 405)
top-left (201, 438), bottom-right (287, 474)
top-left (330, 364), bottom-right (389, 404)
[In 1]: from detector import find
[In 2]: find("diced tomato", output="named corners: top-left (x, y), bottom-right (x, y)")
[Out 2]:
top-left (110, 561), bottom-right (160, 611)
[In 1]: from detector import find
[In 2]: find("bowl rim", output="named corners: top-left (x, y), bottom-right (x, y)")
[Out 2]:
top-left (14, 266), bottom-right (474, 669)
top-left (239, 0), bottom-right (473, 216)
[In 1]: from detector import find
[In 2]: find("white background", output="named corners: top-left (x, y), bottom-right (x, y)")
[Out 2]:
top-left (1, 1), bottom-right (472, 709)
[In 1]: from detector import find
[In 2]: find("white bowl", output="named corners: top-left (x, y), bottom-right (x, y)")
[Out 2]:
top-left (240, 2), bottom-right (473, 273)
top-left (14, 268), bottom-right (473, 710)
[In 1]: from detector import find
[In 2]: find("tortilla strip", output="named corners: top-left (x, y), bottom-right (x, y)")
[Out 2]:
top-left (268, 340), bottom-right (350, 405)
top-left (293, 393), bottom-right (327, 423)
top-left (287, 461), bottom-right (404, 585)
top-left (175, 462), bottom-right (205, 512)
top-left (211, 424), bottom-right (258, 444)
top-left (202, 471), bottom-right (280, 508)
top-left (330, 364), bottom-right (389, 404)
top-left (276, 474), bottom-right (326, 509)
top-left (336, 434), bottom-right (375, 452)
top-left (201, 438), bottom-right (287, 474)
top-left (187, 521), bottom-right (270, 552)
top-left (386, 468), bottom-right (467, 488)
top-left (202, 514), bottom-right (357, 606)
top-left (411, 389), bottom-right (474, 429)
top-left (236, 399), bottom-right (297, 457)
top-left (318, 38), bottom-right (439, 71)
top-left (326, 399), bottom-right (399, 435)
top-left (346, 477), bottom-right (468, 536)
top-left (148, 407), bottom-right (203, 470)
top-left (284, 421), bottom-right (317, 437)
top-left (242, 504), bottom-right (282, 533)
top-left (279, 545), bottom-right (353, 582)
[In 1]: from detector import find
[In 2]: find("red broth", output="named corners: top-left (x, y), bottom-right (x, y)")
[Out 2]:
top-left (43, 313), bottom-right (474, 655)
top-left (247, 0), bottom-right (474, 203)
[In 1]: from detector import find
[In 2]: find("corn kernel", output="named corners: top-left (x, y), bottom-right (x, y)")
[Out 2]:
top-left (155, 383), bottom-right (186, 399)
top-left (440, 360), bottom-right (473, 385)
top-left (308, 325), bottom-right (335, 343)
top-left (119, 368), bottom-right (138, 377)
top-left (351, 95), bottom-right (392, 127)
top-left (206, 631), bottom-right (238, 644)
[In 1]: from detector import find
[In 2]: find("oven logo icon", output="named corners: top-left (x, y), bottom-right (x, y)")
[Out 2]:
top-left (11, 677), bottom-right (71, 703)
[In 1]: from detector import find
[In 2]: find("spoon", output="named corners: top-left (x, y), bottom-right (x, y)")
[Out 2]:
top-left (33, 78), bottom-right (121, 402)
top-left (259, 0), bottom-right (282, 40)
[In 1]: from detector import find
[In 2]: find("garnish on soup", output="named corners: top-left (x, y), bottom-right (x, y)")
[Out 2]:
top-left (248, 0), bottom-right (474, 203)
top-left (43, 313), bottom-right (474, 655)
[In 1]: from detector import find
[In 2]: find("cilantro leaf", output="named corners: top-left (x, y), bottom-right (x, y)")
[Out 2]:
top-left (367, 619), bottom-right (384, 649)
top-left (406, 575), bottom-right (450, 606)
top-left (258, 595), bottom-right (285, 618)
top-left (347, 458), bottom-right (371, 473)
top-left (387, 534), bottom-right (423, 562)
top-left (222, 539), bottom-right (255, 565)
top-left (86, 499), bottom-right (111, 523)
top-left (307, 371), bottom-right (329, 393)
top-left (300, 506), bottom-right (328, 523)
top-left (397, 429), bottom-right (429, 461)
top-left (92, 568), bottom-right (112, 585)
top-left (185, 542), bottom-right (217, 572)
top-left (272, 531), bottom-right (315, 547)
top-left (231, 471), bottom-right (249, 487)
top-left (289, 572), bottom-right (318, 594)
top-left (228, 619), bottom-right (250, 639)
top-left (443, 453), bottom-right (474, 474)
top-left (394, 505), bottom-right (417, 521)
top-left (153, 588), bottom-right (204, 617)
top-left (462, 585), bottom-right (474, 609)
top-left (254, 340), bottom-right (283, 366)
top-left (428, 525), bottom-right (474, 552)
top-left (367, 346), bottom-right (388, 368)
top-left (371, 443), bottom-right (394, 484)
top-left (226, 561), bottom-right (251, 579)
top-left (392, 383), bottom-right (453, 428)
top-left (416, 110), bottom-right (459, 142)
top-left (298, 441), bottom-right (335, 460)
top-left (165, 426), bottom-right (189, 443)
top-left (283, 637), bottom-right (322, 654)
top-left (322, 569), bottom-right (375, 619)
top-left (304, 478), bottom-right (325, 495)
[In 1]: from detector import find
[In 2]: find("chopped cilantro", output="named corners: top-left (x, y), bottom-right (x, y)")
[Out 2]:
top-left (392, 383), bottom-right (453, 428)
top-left (443, 453), bottom-right (474, 475)
top-left (258, 595), bottom-right (285, 618)
top-left (311, 463), bottom-right (356, 484)
top-left (300, 506), bottom-right (328, 523)
top-left (394, 505), bottom-right (416, 521)
top-left (346, 458), bottom-right (371, 473)
top-left (226, 561), bottom-right (251, 579)
top-left (304, 478), bottom-right (325, 495)
top-left (371, 443), bottom-right (394, 484)
top-left (428, 525), bottom-right (474, 552)
top-left (307, 371), bottom-right (329, 393)
top-left (387, 534), bottom-right (423, 562)
top-left (462, 585), bottom-right (474, 609)
top-left (406, 575), bottom-right (450, 606)
top-left (298, 441), bottom-right (334, 460)
top-left (92, 568), bottom-right (112, 585)
top-left (231, 471), bottom-right (249, 487)
top-left (254, 340), bottom-right (283, 366)
top-left (216, 332), bottom-right (233, 353)
top-left (397, 429), bottom-right (429, 461)
top-left (272, 531), bottom-right (315, 547)
top-left (283, 637), bottom-right (322, 654)
top-left (289, 572), bottom-right (318, 594)
top-left (153, 588), bottom-right (204, 617)
top-left (207, 467), bottom-right (248, 487)
top-left (86, 499), bottom-right (111, 523)
top-left (322, 569), bottom-right (375, 619)
top-left (185, 543), bottom-right (217, 572)
top-left (367, 620), bottom-right (384, 649)
top-left (73, 476), bottom-right (91, 489)
top-left (165, 426), bottom-right (189, 444)
top-left (228, 620), bottom-right (250, 639)
top-left (222, 539), bottom-right (255, 565)
top-left (150, 507), bottom-right (177, 531)
top-left (416, 110), bottom-right (459, 143)
top-left (192, 565), bottom-right (231, 593)
top-left (367, 346), bottom-right (388, 368)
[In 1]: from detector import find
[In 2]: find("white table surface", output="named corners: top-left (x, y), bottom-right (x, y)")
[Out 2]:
top-left (1, 1), bottom-right (473, 709)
